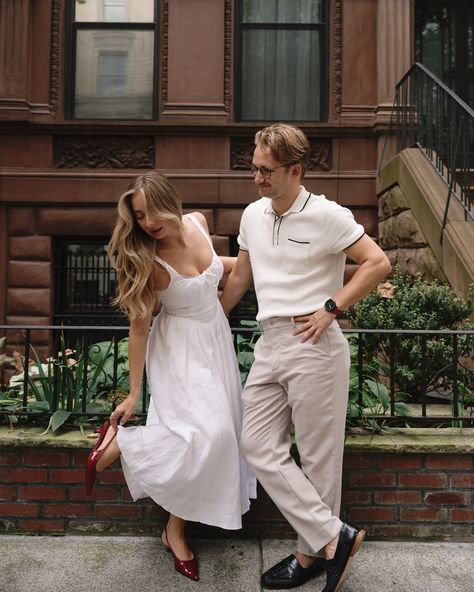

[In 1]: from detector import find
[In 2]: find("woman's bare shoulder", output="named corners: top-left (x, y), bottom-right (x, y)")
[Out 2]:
top-left (188, 211), bottom-right (209, 232)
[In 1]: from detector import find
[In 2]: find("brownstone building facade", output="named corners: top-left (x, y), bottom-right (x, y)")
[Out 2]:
top-left (1, 0), bottom-right (447, 330)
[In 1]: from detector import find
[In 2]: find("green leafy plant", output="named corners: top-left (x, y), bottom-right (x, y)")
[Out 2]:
top-left (6, 335), bottom-right (131, 433)
top-left (349, 271), bottom-right (474, 416)
top-left (346, 337), bottom-right (411, 432)
top-left (235, 320), bottom-right (260, 386)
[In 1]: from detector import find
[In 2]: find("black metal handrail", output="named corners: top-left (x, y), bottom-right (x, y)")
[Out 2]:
top-left (394, 62), bottom-right (474, 233)
top-left (1, 324), bottom-right (473, 428)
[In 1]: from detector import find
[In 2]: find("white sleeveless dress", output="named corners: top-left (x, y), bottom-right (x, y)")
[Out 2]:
top-left (117, 214), bottom-right (256, 529)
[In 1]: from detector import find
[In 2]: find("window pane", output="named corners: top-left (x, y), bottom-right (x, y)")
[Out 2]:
top-left (242, 0), bottom-right (322, 24)
top-left (241, 29), bottom-right (322, 120)
top-left (74, 29), bottom-right (154, 119)
top-left (75, 0), bottom-right (154, 23)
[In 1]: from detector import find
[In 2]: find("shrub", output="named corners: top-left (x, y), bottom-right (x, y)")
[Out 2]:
top-left (349, 271), bottom-right (474, 403)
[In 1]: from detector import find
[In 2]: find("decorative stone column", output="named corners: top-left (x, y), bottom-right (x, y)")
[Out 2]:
top-left (376, 0), bottom-right (414, 170)
top-left (377, 0), bottom-right (413, 112)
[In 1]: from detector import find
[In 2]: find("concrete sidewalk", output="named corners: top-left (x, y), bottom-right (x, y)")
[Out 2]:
top-left (1, 535), bottom-right (472, 592)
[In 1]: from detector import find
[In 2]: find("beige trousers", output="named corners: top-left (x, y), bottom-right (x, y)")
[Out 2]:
top-left (241, 317), bottom-right (350, 555)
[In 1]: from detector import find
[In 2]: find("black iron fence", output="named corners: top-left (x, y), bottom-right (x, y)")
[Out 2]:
top-left (0, 325), bottom-right (473, 428)
top-left (393, 62), bottom-right (474, 234)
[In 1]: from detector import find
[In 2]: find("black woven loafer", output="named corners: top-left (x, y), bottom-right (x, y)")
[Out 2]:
top-left (261, 554), bottom-right (326, 589)
top-left (322, 523), bottom-right (365, 592)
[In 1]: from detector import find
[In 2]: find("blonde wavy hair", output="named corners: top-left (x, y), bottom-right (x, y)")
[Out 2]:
top-left (108, 172), bottom-right (183, 320)
top-left (255, 123), bottom-right (310, 178)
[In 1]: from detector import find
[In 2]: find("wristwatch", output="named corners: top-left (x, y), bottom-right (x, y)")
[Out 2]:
top-left (324, 298), bottom-right (342, 317)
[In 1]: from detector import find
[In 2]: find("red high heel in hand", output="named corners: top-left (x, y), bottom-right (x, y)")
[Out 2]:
top-left (163, 527), bottom-right (199, 582)
top-left (85, 420), bottom-right (117, 495)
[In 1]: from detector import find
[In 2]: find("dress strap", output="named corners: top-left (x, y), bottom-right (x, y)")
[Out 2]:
top-left (186, 213), bottom-right (213, 249)
top-left (153, 253), bottom-right (175, 275)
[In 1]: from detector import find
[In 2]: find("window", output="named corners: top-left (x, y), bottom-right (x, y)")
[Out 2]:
top-left (237, 0), bottom-right (328, 121)
top-left (66, 0), bottom-right (157, 120)
top-left (54, 239), bottom-right (125, 326)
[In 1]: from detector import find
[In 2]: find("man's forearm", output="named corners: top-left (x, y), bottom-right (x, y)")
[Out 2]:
top-left (219, 271), bottom-right (252, 316)
top-left (333, 256), bottom-right (391, 311)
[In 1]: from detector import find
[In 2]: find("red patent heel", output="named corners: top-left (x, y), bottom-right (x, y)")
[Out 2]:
top-left (85, 420), bottom-right (117, 495)
top-left (163, 527), bottom-right (199, 582)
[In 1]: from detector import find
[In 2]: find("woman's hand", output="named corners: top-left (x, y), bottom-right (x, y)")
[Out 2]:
top-left (110, 395), bottom-right (139, 429)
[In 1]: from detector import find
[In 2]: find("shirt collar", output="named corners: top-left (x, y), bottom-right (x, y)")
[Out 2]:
top-left (263, 186), bottom-right (311, 216)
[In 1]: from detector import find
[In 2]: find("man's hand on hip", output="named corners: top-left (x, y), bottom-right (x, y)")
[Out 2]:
top-left (293, 310), bottom-right (335, 345)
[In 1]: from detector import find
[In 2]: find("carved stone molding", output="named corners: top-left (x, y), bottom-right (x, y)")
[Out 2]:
top-left (223, 0), bottom-right (232, 114)
top-left (230, 138), bottom-right (332, 171)
top-left (333, 0), bottom-right (343, 117)
top-left (230, 138), bottom-right (254, 170)
top-left (159, 0), bottom-right (169, 108)
top-left (49, 0), bottom-right (61, 116)
top-left (54, 136), bottom-right (155, 169)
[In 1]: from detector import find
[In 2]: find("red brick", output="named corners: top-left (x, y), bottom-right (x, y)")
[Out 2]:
top-left (398, 473), bottom-right (447, 488)
top-left (0, 486), bottom-right (16, 501)
top-left (121, 488), bottom-right (134, 502)
top-left (425, 455), bottom-right (472, 470)
top-left (72, 451), bottom-right (91, 465)
top-left (0, 502), bottom-right (40, 517)
top-left (347, 507), bottom-right (397, 522)
top-left (341, 491), bottom-right (372, 505)
top-left (2, 468), bottom-right (47, 483)
top-left (43, 503), bottom-right (92, 518)
top-left (144, 505), bottom-right (168, 519)
top-left (69, 486), bottom-right (120, 502)
top-left (450, 474), bottom-right (474, 488)
top-left (348, 473), bottom-right (396, 488)
top-left (343, 455), bottom-right (377, 469)
top-left (95, 504), bottom-right (141, 519)
top-left (0, 450), bottom-right (21, 464)
top-left (451, 508), bottom-right (474, 522)
top-left (18, 519), bottom-right (65, 532)
top-left (400, 508), bottom-right (446, 521)
top-left (97, 469), bottom-right (125, 485)
top-left (424, 492), bottom-right (470, 506)
top-left (50, 469), bottom-right (84, 483)
top-left (18, 486), bottom-right (66, 501)
top-left (377, 455), bottom-right (422, 470)
top-left (23, 450), bottom-right (70, 467)
top-left (374, 491), bottom-right (422, 505)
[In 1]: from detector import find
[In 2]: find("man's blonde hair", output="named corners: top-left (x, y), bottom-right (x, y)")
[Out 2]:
top-left (255, 123), bottom-right (310, 178)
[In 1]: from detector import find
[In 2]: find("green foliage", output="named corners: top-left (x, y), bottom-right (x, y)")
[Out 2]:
top-left (235, 321), bottom-right (260, 386)
top-left (347, 338), bottom-right (411, 432)
top-left (5, 335), bottom-right (132, 433)
top-left (349, 271), bottom-right (474, 406)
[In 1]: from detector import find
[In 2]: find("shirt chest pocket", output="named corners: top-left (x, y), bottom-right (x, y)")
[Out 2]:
top-left (284, 238), bottom-right (311, 274)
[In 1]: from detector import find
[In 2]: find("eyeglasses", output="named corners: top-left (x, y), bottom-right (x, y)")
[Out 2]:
top-left (249, 162), bottom-right (297, 179)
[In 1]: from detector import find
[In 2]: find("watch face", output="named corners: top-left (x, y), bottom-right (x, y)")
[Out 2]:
top-left (325, 299), bottom-right (336, 312)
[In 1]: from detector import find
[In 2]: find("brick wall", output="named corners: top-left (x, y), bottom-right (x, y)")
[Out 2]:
top-left (1, 446), bottom-right (473, 539)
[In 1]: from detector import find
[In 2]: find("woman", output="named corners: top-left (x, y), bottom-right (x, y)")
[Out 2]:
top-left (85, 172), bottom-right (256, 582)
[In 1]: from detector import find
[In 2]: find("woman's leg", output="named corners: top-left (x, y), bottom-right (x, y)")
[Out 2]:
top-left (162, 514), bottom-right (194, 561)
top-left (96, 425), bottom-right (120, 472)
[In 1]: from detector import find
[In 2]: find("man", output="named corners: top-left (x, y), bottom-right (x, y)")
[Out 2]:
top-left (220, 123), bottom-right (391, 592)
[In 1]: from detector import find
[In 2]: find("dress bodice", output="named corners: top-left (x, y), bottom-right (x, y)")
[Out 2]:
top-left (154, 214), bottom-right (224, 321)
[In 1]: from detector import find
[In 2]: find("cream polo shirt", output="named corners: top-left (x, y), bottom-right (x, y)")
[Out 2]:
top-left (238, 186), bottom-right (365, 321)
